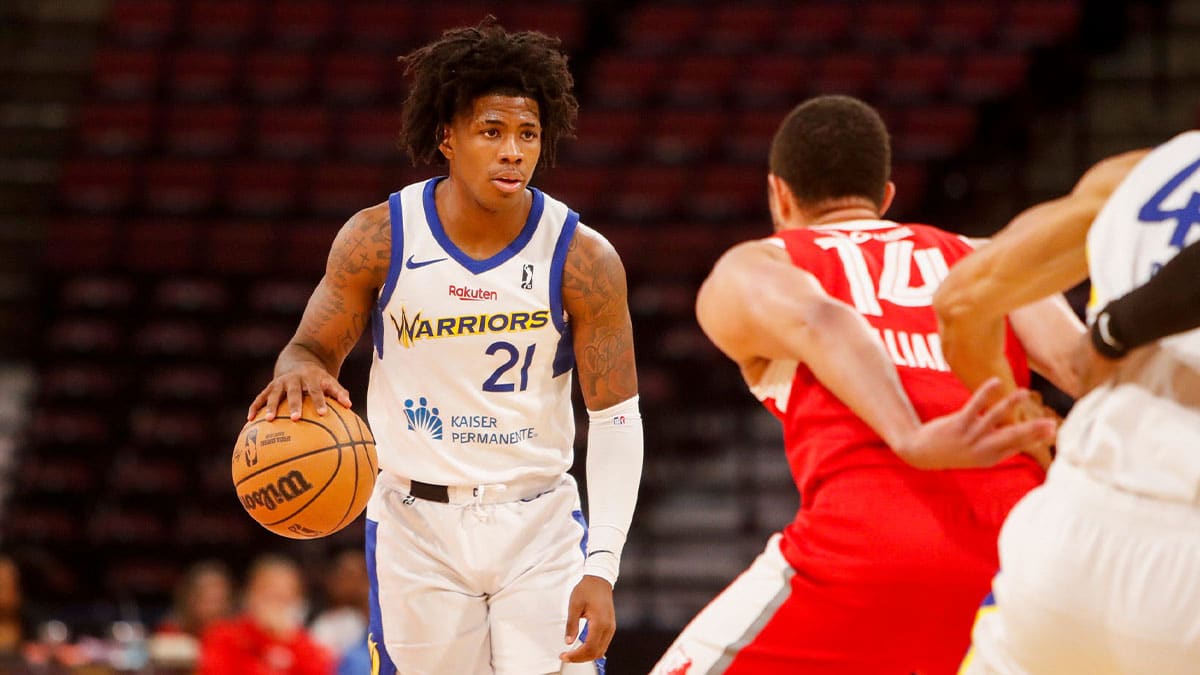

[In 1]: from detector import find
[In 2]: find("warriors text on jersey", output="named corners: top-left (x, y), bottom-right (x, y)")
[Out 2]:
top-left (1064, 130), bottom-right (1200, 504)
top-left (367, 178), bottom-right (578, 486)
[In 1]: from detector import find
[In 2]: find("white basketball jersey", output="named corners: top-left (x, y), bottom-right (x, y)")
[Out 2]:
top-left (367, 178), bottom-right (579, 486)
top-left (1058, 131), bottom-right (1200, 504)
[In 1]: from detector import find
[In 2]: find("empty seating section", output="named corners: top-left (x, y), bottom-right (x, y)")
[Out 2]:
top-left (34, 0), bottom-right (1082, 617)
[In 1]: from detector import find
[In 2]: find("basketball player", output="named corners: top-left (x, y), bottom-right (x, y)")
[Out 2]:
top-left (650, 95), bottom-right (1082, 675)
top-left (936, 133), bottom-right (1200, 673)
top-left (246, 21), bottom-right (641, 675)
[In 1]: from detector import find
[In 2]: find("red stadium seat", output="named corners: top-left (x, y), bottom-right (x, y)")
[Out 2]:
top-left (588, 54), bottom-right (666, 108)
top-left (929, 3), bottom-right (1002, 47)
top-left (689, 166), bottom-right (768, 221)
top-left (124, 220), bottom-right (201, 272)
top-left (256, 106), bottom-right (329, 159)
top-left (508, 4), bottom-right (587, 51)
top-left (308, 162), bottom-right (387, 217)
top-left (341, 4), bottom-right (420, 50)
top-left (141, 364), bottom-right (223, 404)
top-left (244, 50), bottom-right (314, 102)
top-left (623, 4), bottom-right (705, 54)
top-left (783, 3), bottom-right (853, 51)
top-left (129, 404), bottom-right (212, 447)
top-left (532, 166), bottom-right (616, 219)
top-left (59, 158), bottom-right (137, 213)
top-left (339, 108), bottom-right (402, 161)
top-left (887, 162), bottom-right (928, 219)
top-left (1004, 0), bottom-right (1080, 47)
top-left (75, 102), bottom-right (156, 155)
top-left (646, 108), bottom-right (725, 164)
top-left (734, 54), bottom-right (810, 108)
top-left (662, 55), bottom-right (741, 107)
top-left (224, 161), bottom-right (304, 215)
top-left (219, 320), bottom-right (294, 360)
top-left (40, 364), bottom-right (123, 403)
top-left (423, 4), bottom-right (500, 42)
top-left (151, 278), bottom-right (230, 315)
top-left (813, 53), bottom-right (880, 98)
top-left (43, 218), bottom-right (119, 271)
top-left (31, 407), bottom-right (112, 445)
top-left (90, 47), bottom-right (161, 99)
top-left (59, 275), bottom-right (137, 312)
top-left (879, 53), bottom-right (952, 103)
top-left (132, 320), bottom-right (211, 359)
top-left (613, 166), bottom-right (690, 221)
top-left (170, 49), bottom-right (239, 101)
top-left (722, 107), bottom-right (788, 164)
top-left (955, 52), bottom-right (1030, 102)
top-left (266, 0), bottom-right (335, 47)
top-left (205, 221), bottom-right (278, 273)
top-left (856, 1), bottom-right (927, 47)
top-left (279, 222), bottom-right (337, 273)
top-left (88, 507), bottom-right (168, 546)
top-left (106, 0), bottom-right (177, 45)
top-left (3, 506), bottom-right (80, 544)
top-left (162, 103), bottom-right (246, 157)
top-left (248, 279), bottom-right (315, 317)
top-left (322, 52), bottom-right (394, 104)
top-left (895, 105), bottom-right (978, 161)
top-left (704, 4), bottom-right (782, 53)
top-left (142, 158), bottom-right (219, 214)
top-left (45, 317), bottom-right (120, 357)
top-left (562, 109), bottom-right (644, 165)
top-left (109, 453), bottom-right (187, 495)
top-left (186, 0), bottom-right (261, 46)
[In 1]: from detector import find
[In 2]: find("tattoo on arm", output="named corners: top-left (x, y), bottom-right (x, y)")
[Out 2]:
top-left (563, 228), bottom-right (638, 408)
top-left (289, 207), bottom-right (389, 373)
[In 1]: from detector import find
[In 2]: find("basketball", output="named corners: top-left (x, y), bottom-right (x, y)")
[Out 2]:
top-left (232, 397), bottom-right (377, 540)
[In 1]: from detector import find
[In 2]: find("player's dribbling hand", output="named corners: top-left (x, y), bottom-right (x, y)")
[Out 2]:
top-left (247, 364), bottom-right (352, 421)
top-left (560, 575), bottom-right (615, 664)
top-left (894, 378), bottom-right (1057, 470)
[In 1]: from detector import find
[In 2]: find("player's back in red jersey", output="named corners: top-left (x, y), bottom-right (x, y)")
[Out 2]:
top-left (729, 219), bottom-right (1045, 674)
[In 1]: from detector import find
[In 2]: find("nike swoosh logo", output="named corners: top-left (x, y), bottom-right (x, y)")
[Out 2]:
top-left (405, 255), bottom-right (447, 269)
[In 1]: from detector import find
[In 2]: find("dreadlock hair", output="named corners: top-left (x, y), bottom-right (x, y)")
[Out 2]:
top-left (769, 95), bottom-right (892, 209)
top-left (399, 17), bottom-right (579, 168)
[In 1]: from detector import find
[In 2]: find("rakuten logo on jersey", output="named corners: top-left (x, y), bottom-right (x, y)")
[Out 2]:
top-left (449, 284), bottom-right (498, 301)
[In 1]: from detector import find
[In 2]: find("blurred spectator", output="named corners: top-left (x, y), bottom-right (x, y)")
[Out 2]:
top-left (148, 560), bottom-right (234, 668)
top-left (197, 555), bottom-right (332, 675)
top-left (308, 549), bottom-right (368, 664)
top-left (0, 555), bottom-right (26, 666)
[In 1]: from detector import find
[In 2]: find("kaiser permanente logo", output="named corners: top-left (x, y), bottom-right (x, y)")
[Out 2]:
top-left (449, 284), bottom-right (497, 301)
top-left (389, 306), bottom-right (551, 348)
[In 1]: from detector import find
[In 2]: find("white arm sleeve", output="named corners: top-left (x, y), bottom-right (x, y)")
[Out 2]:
top-left (583, 394), bottom-right (643, 586)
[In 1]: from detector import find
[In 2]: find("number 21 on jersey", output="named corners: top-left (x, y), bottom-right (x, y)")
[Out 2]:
top-left (815, 236), bottom-right (950, 316)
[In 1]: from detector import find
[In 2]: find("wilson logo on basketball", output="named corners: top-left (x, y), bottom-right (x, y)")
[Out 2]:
top-left (240, 470), bottom-right (314, 511)
top-left (448, 284), bottom-right (498, 301)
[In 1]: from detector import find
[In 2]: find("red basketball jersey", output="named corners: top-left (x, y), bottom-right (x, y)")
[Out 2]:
top-left (757, 220), bottom-right (1043, 577)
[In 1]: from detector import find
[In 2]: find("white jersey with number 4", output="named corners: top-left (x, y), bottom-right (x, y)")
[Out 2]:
top-left (1059, 130), bottom-right (1200, 504)
top-left (366, 177), bottom-right (578, 486)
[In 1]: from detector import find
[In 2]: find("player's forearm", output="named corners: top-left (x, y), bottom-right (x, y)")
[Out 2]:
top-left (795, 299), bottom-right (922, 450)
top-left (938, 314), bottom-right (1017, 397)
top-left (584, 395), bottom-right (643, 586)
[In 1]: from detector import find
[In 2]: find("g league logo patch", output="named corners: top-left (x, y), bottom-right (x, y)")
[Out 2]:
top-left (521, 264), bottom-right (534, 289)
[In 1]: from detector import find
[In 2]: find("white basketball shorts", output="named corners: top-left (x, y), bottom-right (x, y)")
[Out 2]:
top-left (364, 472), bottom-right (603, 675)
top-left (961, 461), bottom-right (1200, 675)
